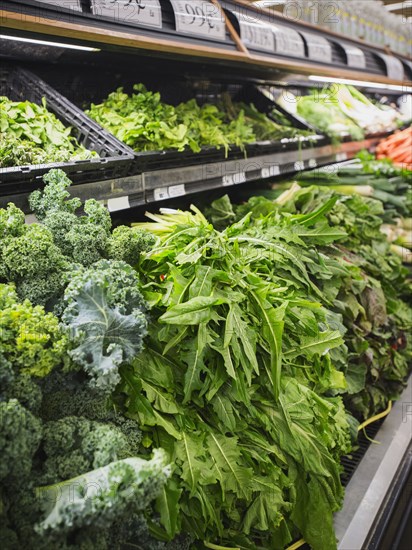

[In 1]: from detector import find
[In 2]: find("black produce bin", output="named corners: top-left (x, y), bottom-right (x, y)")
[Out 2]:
top-left (0, 65), bottom-right (135, 195)
top-left (34, 63), bottom-right (326, 175)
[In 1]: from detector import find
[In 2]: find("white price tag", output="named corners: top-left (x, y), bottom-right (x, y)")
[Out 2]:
top-left (154, 187), bottom-right (169, 201)
top-left (300, 32), bottom-right (332, 63)
top-left (378, 54), bottom-right (404, 80)
top-left (168, 184), bottom-right (186, 198)
top-left (335, 152), bottom-right (348, 162)
top-left (294, 160), bottom-right (305, 171)
top-left (107, 196), bottom-right (130, 212)
top-left (239, 20), bottom-right (274, 53)
top-left (91, 0), bottom-right (162, 29)
top-left (222, 172), bottom-right (246, 187)
top-left (308, 158), bottom-right (317, 168)
top-left (261, 165), bottom-right (280, 178)
top-left (272, 25), bottom-right (304, 58)
top-left (34, 0), bottom-right (82, 11)
top-left (342, 44), bottom-right (366, 69)
top-left (170, 0), bottom-right (225, 41)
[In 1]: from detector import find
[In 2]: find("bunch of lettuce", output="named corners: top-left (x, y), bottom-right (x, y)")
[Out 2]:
top-left (0, 96), bottom-right (98, 167)
top-left (87, 84), bottom-right (309, 155)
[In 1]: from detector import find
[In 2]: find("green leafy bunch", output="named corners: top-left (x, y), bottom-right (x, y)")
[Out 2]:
top-left (122, 204), bottom-right (354, 549)
top-left (231, 185), bottom-right (411, 420)
top-left (0, 169), bottom-right (155, 312)
top-left (87, 83), bottom-right (308, 155)
top-left (0, 96), bottom-right (98, 167)
top-left (62, 260), bottom-right (148, 393)
top-left (0, 284), bottom-right (68, 378)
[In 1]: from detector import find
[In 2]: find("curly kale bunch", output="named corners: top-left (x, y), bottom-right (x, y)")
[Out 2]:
top-left (62, 260), bottom-right (148, 392)
top-left (0, 169), bottom-right (156, 312)
top-left (29, 168), bottom-right (154, 268)
top-left (40, 416), bottom-right (138, 484)
top-left (0, 173), bottom-right (172, 549)
top-left (0, 284), bottom-right (68, 378)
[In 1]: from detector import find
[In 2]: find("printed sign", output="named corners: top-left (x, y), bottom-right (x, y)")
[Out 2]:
top-left (170, 0), bottom-right (225, 41)
top-left (272, 25), bottom-right (304, 58)
top-left (91, 0), bottom-right (162, 29)
top-left (300, 31), bottom-right (332, 63)
top-left (342, 44), bottom-right (366, 69)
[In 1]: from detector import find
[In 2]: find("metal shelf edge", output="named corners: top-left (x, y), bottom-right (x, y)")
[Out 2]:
top-left (0, 138), bottom-right (381, 213)
top-left (335, 374), bottom-right (412, 550)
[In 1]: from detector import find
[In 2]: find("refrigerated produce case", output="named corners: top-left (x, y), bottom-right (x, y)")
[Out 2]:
top-left (1, 2), bottom-right (411, 549)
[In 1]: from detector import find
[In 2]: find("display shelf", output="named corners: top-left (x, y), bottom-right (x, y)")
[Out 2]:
top-left (1, 1), bottom-right (410, 86)
top-left (335, 374), bottom-right (412, 550)
top-left (0, 136), bottom-right (382, 213)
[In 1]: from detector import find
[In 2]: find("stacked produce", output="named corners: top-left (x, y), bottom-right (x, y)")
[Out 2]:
top-left (0, 97), bottom-right (98, 167)
top-left (1, 168), bottom-right (410, 549)
top-left (278, 85), bottom-right (400, 141)
top-left (290, 152), bottom-right (412, 262)
top-left (293, 152), bottom-right (412, 222)
top-left (376, 127), bottom-right (412, 169)
top-left (86, 84), bottom-right (311, 155)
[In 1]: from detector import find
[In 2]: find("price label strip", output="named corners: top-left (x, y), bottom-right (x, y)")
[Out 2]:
top-left (300, 31), bottom-right (332, 63)
top-left (170, 0), bottom-right (225, 41)
top-left (154, 184), bottom-right (186, 201)
top-left (342, 44), bottom-right (366, 69)
top-left (238, 18), bottom-right (274, 53)
top-left (91, 0), bottom-right (162, 29)
top-left (261, 165), bottom-right (280, 179)
top-left (377, 53), bottom-right (404, 80)
top-left (272, 25), bottom-right (304, 58)
top-left (222, 172), bottom-right (246, 187)
top-left (34, 0), bottom-right (82, 11)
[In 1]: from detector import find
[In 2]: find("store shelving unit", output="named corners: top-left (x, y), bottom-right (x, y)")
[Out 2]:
top-left (2, 2), bottom-right (410, 212)
top-left (1, 2), bottom-right (411, 548)
top-left (1, 0), bottom-right (410, 83)
top-left (0, 135), bottom-right (384, 212)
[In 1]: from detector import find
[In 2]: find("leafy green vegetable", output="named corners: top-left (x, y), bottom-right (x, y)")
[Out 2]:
top-left (221, 94), bottom-right (313, 141)
top-left (62, 260), bottom-right (148, 393)
top-left (87, 84), bottom-right (310, 156)
top-left (265, 185), bottom-right (412, 420)
top-left (0, 96), bottom-right (98, 167)
top-left (125, 204), bottom-right (353, 549)
top-left (0, 284), bottom-right (68, 377)
top-left (0, 169), bottom-right (155, 312)
top-left (36, 450), bottom-right (170, 536)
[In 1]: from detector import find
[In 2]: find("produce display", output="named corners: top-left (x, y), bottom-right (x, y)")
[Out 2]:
top-left (291, 152), bottom-right (412, 263)
top-left (0, 96), bottom-right (98, 168)
top-left (376, 127), bottom-right (412, 169)
top-left (294, 152), bottom-right (412, 222)
top-left (86, 84), bottom-right (311, 155)
top-left (277, 85), bottom-right (400, 141)
top-left (1, 166), bottom-right (410, 549)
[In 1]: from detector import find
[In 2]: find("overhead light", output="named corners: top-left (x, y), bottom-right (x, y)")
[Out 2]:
top-left (308, 75), bottom-right (412, 93)
top-left (0, 34), bottom-right (100, 52)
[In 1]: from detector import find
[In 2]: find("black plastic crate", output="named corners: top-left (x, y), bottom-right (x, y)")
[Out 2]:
top-left (34, 63), bottom-right (326, 175)
top-left (0, 65), bottom-right (134, 195)
top-left (126, 83), bottom-right (325, 173)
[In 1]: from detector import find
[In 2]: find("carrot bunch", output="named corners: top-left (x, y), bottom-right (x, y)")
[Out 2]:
top-left (376, 127), bottom-right (412, 169)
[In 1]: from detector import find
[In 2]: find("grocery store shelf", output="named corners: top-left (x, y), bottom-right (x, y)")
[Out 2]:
top-left (335, 374), bottom-right (412, 549)
top-left (0, 137), bottom-right (382, 213)
top-left (1, 1), bottom-right (410, 85)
